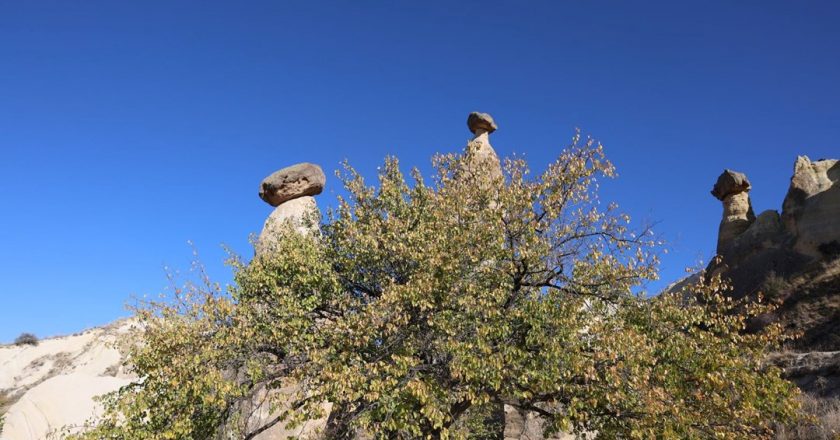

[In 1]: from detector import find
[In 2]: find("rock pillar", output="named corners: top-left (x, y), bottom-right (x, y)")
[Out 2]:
top-left (711, 169), bottom-right (755, 254)
top-left (464, 111), bottom-right (503, 181)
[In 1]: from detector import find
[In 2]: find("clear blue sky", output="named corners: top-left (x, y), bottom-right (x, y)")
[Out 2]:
top-left (1, 1), bottom-right (838, 342)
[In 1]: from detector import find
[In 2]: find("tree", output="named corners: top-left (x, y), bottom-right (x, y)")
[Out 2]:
top-left (69, 133), bottom-right (800, 439)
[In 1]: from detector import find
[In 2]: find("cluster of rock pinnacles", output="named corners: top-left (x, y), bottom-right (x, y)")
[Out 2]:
top-left (709, 156), bottom-right (839, 292)
top-left (254, 111), bottom-right (502, 253)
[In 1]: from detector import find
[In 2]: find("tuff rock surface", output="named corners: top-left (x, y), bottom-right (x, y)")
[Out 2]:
top-left (0, 322), bottom-right (324, 440)
top-left (782, 157), bottom-right (840, 258)
top-left (256, 196), bottom-right (319, 253)
top-left (768, 350), bottom-right (840, 398)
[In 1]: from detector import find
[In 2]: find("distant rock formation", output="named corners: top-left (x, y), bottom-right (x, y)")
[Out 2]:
top-left (0, 321), bottom-right (323, 440)
top-left (707, 156), bottom-right (840, 301)
top-left (459, 112), bottom-right (566, 440)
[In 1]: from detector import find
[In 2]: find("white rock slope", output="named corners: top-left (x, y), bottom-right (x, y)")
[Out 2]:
top-left (0, 320), bottom-right (137, 440)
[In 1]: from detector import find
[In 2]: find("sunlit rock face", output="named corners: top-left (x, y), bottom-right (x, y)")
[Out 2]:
top-left (0, 321), bottom-right (326, 440)
top-left (782, 156), bottom-right (840, 258)
top-left (256, 195), bottom-right (320, 253)
top-left (681, 155), bottom-right (840, 418)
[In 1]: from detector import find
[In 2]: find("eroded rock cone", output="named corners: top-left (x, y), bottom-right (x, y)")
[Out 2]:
top-left (259, 162), bottom-right (326, 207)
top-left (703, 156), bottom-right (840, 304)
top-left (256, 196), bottom-right (319, 253)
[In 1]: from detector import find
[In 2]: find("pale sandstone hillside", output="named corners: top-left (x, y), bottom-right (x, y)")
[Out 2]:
top-left (0, 320), bottom-right (136, 440)
top-left (0, 321), bottom-right (330, 440)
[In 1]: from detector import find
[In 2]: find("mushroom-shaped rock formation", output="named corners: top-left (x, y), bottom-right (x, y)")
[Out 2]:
top-left (711, 169), bottom-right (751, 201)
top-left (259, 162), bottom-right (326, 207)
top-left (467, 111), bottom-right (497, 135)
top-left (256, 162), bottom-right (325, 255)
top-left (712, 169), bottom-right (756, 254)
top-left (464, 111), bottom-right (502, 181)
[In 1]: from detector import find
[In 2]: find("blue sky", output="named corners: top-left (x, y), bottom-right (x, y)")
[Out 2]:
top-left (1, 1), bottom-right (838, 342)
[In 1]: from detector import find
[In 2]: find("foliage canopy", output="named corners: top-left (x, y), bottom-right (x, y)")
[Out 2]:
top-left (69, 134), bottom-right (800, 439)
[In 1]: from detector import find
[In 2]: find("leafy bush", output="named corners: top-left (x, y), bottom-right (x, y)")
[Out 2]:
top-left (69, 134), bottom-right (802, 439)
top-left (13, 333), bottom-right (38, 346)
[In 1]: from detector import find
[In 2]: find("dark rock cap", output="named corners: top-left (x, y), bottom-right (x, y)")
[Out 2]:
top-left (467, 112), bottom-right (497, 134)
top-left (711, 169), bottom-right (751, 201)
top-left (259, 162), bottom-right (326, 207)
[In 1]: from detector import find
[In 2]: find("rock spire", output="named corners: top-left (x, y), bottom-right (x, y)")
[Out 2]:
top-left (464, 111), bottom-right (503, 181)
top-left (711, 169), bottom-right (756, 254)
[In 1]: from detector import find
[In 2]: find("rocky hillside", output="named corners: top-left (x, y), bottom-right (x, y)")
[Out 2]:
top-left (0, 320), bottom-right (136, 440)
top-left (703, 157), bottom-right (840, 438)
top-left (707, 157), bottom-right (840, 305)
top-left (704, 157), bottom-right (839, 389)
